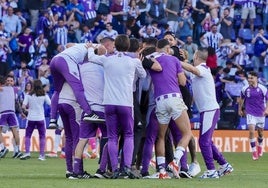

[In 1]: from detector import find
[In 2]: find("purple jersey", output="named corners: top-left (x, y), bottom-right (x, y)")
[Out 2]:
top-left (50, 4), bottom-right (66, 20)
top-left (35, 16), bottom-right (51, 37)
top-left (149, 53), bottom-right (183, 98)
top-left (80, 0), bottom-right (97, 20)
top-left (241, 84), bottom-right (268, 116)
top-left (18, 34), bottom-right (33, 53)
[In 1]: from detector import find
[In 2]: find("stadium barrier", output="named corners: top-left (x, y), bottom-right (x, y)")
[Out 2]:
top-left (2, 130), bottom-right (268, 152)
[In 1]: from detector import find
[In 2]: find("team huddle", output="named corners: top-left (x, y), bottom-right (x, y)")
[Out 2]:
top-left (46, 33), bottom-right (235, 179)
top-left (2, 33), bottom-right (248, 180)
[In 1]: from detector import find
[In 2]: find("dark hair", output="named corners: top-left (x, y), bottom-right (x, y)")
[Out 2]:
top-left (223, 67), bottom-right (230, 74)
top-left (151, 20), bottom-right (158, 25)
top-left (163, 23), bottom-right (170, 30)
top-left (235, 70), bottom-right (245, 76)
top-left (5, 75), bottom-right (14, 81)
top-left (0, 75), bottom-right (5, 85)
top-left (170, 46), bottom-right (185, 61)
top-left (100, 37), bottom-right (114, 44)
top-left (164, 31), bottom-right (176, 39)
top-left (106, 22), bottom-right (112, 26)
top-left (141, 46), bottom-right (156, 56)
top-left (226, 60), bottom-right (233, 65)
top-left (143, 37), bottom-right (158, 47)
top-left (115, 35), bottom-right (130, 51)
top-left (224, 7), bottom-right (230, 12)
top-left (25, 81), bottom-right (33, 92)
top-left (237, 37), bottom-right (244, 44)
top-left (258, 26), bottom-right (264, 31)
top-left (207, 46), bottom-right (216, 55)
top-left (211, 24), bottom-right (217, 28)
top-left (128, 38), bottom-right (140, 52)
top-left (157, 39), bottom-right (170, 49)
top-left (248, 71), bottom-right (258, 78)
top-left (30, 79), bottom-right (45, 96)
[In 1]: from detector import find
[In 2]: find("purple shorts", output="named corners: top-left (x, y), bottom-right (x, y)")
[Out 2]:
top-left (0, 112), bottom-right (19, 127)
top-left (79, 111), bottom-right (107, 139)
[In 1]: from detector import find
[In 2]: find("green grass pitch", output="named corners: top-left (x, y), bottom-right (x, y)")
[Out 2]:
top-left (1, 152), bottom-right (268, 188)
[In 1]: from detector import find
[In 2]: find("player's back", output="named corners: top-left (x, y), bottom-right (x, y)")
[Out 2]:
top-left (150, 54), bottom-right (182, 98)
top-left (59, 43), bottom-right (88, 64)
top-left (80, 62), bottom-right (104, 105)
top-left (103, 52), bottom-right (138, 106)
top-left (0, 86), bottom-right (15, 112)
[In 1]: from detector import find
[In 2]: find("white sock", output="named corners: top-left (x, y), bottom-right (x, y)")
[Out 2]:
top-left (54, 134), bottom-right (61, 153)
top-left (14, 145), bottom-right (19, 153)
top-left (174, 146), bottom-right (185, 162)
top-left (156, 156), bottom-right (166, 168)
top-left (250, 138), bottom-right (256, 152)
top-left (12, 138), bottom-right (16, 152)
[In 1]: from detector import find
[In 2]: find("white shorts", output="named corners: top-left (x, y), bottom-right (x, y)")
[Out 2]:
top-left (155, 93), bottom-right (187, 124)
top-left (246, 114), bottom-right (265, 128)
top-left (241, 7), bottom-right (256, 19)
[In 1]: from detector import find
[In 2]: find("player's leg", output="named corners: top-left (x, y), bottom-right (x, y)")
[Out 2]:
top-left (198, 110), bottom-right (220, 179)
top-left (256, 119), bottom-right (265, 157)
top-left (36, 120), bottom-right (46, 161)
top-left (0, 125), bottom-right (9, 158)
top-left (247, 114), bottom-right (258, 160)
top-left (20, 120), bottom-right (35, 160)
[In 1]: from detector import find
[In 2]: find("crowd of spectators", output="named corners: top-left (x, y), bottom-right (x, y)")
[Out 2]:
top-left (0, 0), bottom-right (268, 129)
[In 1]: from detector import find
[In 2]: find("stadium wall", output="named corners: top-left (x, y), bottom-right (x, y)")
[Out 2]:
top-left (2, 130), bottom-right (268, 152)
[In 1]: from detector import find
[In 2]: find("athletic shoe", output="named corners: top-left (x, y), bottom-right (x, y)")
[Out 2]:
top-left (66, 172), bottom-right (73, 179)
top-left (252, 151), bottom-right (259, 160)
top-left (94, 169), bottom-right (106, 179)
top-left (46, 152), bottom-right (58, 158)
top-left (48, 119), bottom-right (58, 128)
top-left (159, 171), bottom-right (171, 179)
top-left (69, 171), bottom-right (92, 179)
top-left (103, 171), bottom-right (113, 179)
top-left (13, 151), bottom-right (23, 158)
top-left (257, 146), bottom-right (263, 157)
top-left (110, 169), bottom-right (120, 179)
top-left (200, 170), bottom-right (219, 179)
top-left (123, 167), bottom-right (140, 179)
top-left (218, 163), bottom-right (234, 177)
top-left (118, 169), bottom-right (129, 179)
top-left (148, 172), bottom-right (160, 179)
top-left (117, 167), bottom-right (140, 179)
top-left (38, 155), bottom-right (46, 161)
top-left (167, 161), bottom-right (180, 178)
top-left (187, 162), bottom-right (201, 177)
top-left (179, 170), bottom-right (192, 179)
top-left (20, 153), bottom-right (31, 160)
top-left (0, 147), bottom-right (9, 158)
top-left (82, 112), bottom-right (105, 123)
top-left (59, 153), bottom-right (66, 159)
top-left (141, 171), bottom-right (150, 179)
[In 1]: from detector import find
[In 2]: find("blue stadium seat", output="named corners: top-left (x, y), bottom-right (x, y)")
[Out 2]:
top-left (234, 15), bottom-right (242, 27)
top-left (238, 28), bottom-right (253, 42)
top-left (254, 15), bottom-right (262, 28)
top-left (245, 43), bottom-right (254, 55)
top-left (230, 29), bottom-right (236, 42)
